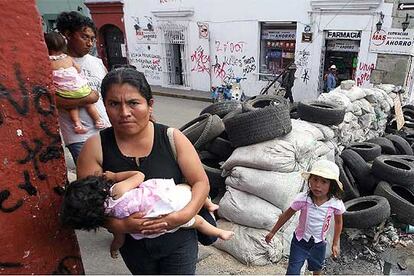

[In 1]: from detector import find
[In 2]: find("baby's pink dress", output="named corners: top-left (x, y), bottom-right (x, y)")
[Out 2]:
top-left (105, 178), bottom-right (193, 240)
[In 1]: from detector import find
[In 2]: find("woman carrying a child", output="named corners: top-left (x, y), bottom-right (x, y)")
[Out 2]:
top-left (76, 68), bottom-right (210, 274)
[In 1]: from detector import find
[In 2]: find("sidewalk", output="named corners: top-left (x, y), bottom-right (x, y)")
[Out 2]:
top-left (151, 85), bottom-right (212, 102)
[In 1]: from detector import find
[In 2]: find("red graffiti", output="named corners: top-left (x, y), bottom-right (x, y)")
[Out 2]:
top-left (356, 63), bottom-right (375, 86)
top-left (190, 46), bottom-right (210, 74)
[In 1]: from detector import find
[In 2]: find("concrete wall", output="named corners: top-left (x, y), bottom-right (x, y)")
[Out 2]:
top-left (122, 0), bottom-right (394, 100)
top-left (0, 0), bottom-right (83, 274)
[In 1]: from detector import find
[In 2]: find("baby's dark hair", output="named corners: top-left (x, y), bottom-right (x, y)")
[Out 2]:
top-left (44, 32), bottom-right (66, 53)
top-left (307, 175), bottom-right (343, 201)
top-left (60, 176), bottom-right (114, 231)
top-left (56, 11), bottom-right (97, 35)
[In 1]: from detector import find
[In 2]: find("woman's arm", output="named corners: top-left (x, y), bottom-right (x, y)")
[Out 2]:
top-left (332, 214), bottom-right (343, 258)
top-left (105, 171), bottom-right (145, 200)
top-left (265, 207), bottom-right (296, 243)
top-left (55, 90), bottom-right (99, 109)
top-left (141, 129), bottom-right (209, 234)
top-left (77, 135), bottom-right (149, 234)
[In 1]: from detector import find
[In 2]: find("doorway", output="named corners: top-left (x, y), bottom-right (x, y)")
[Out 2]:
top-left (161, 26), bottom-right (189, 87)
top-left (323, 38), bottom-right (360, 84)
top-left (166, 43), bottom-right (184, 85)
top-left (101, 24), bottom-right (127, 70)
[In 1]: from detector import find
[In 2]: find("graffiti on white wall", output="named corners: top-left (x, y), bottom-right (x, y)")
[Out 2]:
top-left (356, 62), bottom-right (375, 86)
top-left (160, 0), bottom-right (177, 3)
top-left (191, 45), bottom-right (210, 74)
top-left (130, 46), bottom-right (162, 81)
top-left (211, 40), bottom-right (256, 82)
top-left (297, 49), bottom-right (311, 84)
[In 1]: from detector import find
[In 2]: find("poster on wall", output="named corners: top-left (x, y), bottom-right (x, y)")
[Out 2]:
top-left (132, 16), bottom-right (157, 42)
top-left (197, 22), bottom-right (209, 39)
top-left (370, 28), bottom-right (414, 55)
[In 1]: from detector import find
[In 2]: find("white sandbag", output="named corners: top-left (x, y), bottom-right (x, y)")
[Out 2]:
top-left (225, 167), bottom-right (304, 211)
top-left (318, 91), bottom-right (353, 112)
top-left (291, 119), bottom-right (324, 141)
top-left (375, 84), bottom-right (395, 94)
top-left (340, 80), bottom-right (355, 90)
top-left (308, 122), bottom-right (335, 141)
top-left (221, 139), bottom-right (300, 173)
top-left (218, 186), bottom-right (283, 231)
top-left (222, 120), bottom-right (321, 173)
top-left (338, 86), bottom-right (366, 102)
top-left (213, 219), bottom-right (283, 266)
top-left (350, 102), bottom-right (363, 116)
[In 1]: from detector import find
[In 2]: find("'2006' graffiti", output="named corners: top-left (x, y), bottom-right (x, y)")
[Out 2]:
top-left (215, 41), bottom-right (246, 53)
top-left (356, 63), bottom-right (375, 86)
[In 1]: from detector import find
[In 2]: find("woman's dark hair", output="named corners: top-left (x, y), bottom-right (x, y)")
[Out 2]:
top-left (307, 175), bottom-right (343, 201)
top-left (101, 68), bottom-right (153, 104)
top-left (56, 11), bottom-right (97, 35)
top-left (60, 176), bottom-right (113, 231)
top-left (44, 32), bottom-right (66, 52)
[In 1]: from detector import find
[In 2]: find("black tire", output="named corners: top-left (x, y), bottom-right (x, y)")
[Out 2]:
top-left (386, 134), bottom-right (414, 155)
top-left (388, 154), bottom-right (414, 164)
top-left (340, 149), bottom-right (377, 194)
top-left (198, 151), bottom-right (225, 199)
top-left (297, 101), bottom-right (345, 126)
top-left (403, 104), bottom-right (414, 112)
top-left (372, 155), bottom-right (414, 187)
top-left (335, 155), bottom-right (360, 201)
top-left (180, 114), bottom-right (225, 149)
top-left (343, 195), bottom-right (391, 229)
top-left (199, 101), bottom-right (242, 118)
top-left (346, 142), bottom-right (382, 162)
top-left (243, 95), bottom-right (289, 111)
top-left (290, 102), bottom-right (299, 119)
top-left (366, 137), bottom-right (397, 155)
top-left (205, 137), bottom-right (234, 161)
top-left (224, 104), bottom-right (292, 147)
top-left (374, 181), bottom-right (414, 225)
top-left (222, 107), bottom-right (242, 124)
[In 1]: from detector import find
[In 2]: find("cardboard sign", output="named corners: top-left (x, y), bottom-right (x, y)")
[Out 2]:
top-left (394, 95), bottom-right (405, 130)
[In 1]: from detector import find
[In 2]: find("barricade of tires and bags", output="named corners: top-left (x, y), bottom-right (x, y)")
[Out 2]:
top-left (179, 80), bottom-right (414, 266)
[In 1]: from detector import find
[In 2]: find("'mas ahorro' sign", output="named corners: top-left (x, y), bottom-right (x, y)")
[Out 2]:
top-left (326, 30), bottom-right (361, 40)
top-left (370, 28), bottom-right (414, 55)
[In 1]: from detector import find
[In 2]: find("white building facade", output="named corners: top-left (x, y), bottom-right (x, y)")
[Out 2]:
top-left (121, 0), bottom-right (394, 101)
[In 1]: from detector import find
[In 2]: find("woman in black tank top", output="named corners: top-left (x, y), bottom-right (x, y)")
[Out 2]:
top-left (76, 68), bottom-right (209, 274)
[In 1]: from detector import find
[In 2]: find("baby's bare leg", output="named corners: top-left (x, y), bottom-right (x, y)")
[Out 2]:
top-left (68, 108), bottom-right (87, 134)
top-left (204, 197), bottom-right (219, 212)
top-left (193, 215), bottom-right (234, 240)
top-left (110, 233), bottom-right (125, 259)
top-left (84, 103), bottom-right (105, 129)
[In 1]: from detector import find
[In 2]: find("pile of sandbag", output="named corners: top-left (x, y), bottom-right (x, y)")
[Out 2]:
top-left (316, 81), bottom-right (396, 149)
top-left (215, 118), bottom-right (336, 265)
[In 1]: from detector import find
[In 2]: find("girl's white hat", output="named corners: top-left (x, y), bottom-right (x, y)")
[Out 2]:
top-left (301, 159), bottom-right (343, 190)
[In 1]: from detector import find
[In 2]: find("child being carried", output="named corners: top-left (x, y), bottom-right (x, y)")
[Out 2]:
top-left (60, 171), bottom-right (234, 258)
top-left (45, 31), bottom-right (105, 134)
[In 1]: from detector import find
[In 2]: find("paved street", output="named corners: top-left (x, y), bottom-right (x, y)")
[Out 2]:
top-left (68, 95), bottom-right (211, 274)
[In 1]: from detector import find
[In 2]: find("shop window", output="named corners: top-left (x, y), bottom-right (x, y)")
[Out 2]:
top-left (259, 22), bottom-right (297, 80)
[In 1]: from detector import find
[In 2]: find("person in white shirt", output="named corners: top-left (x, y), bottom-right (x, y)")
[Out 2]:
top-left (265, 159), bottom-right (345, 275)
top-left (54, 11), bottom-right (110, 164)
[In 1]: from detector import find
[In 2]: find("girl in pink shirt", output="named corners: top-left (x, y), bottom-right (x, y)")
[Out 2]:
top-left (45, 31), bottom-right (105, 134)
top-left (265, 159), bottom-right (345, 275)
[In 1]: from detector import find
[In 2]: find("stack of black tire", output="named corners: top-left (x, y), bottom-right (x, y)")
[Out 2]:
top-left (335, 133), bottom-right (414, 229)
top-left (179, 95), bottom-right (292, 199)
top-left (385, 104), bottom-right (414, 152)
